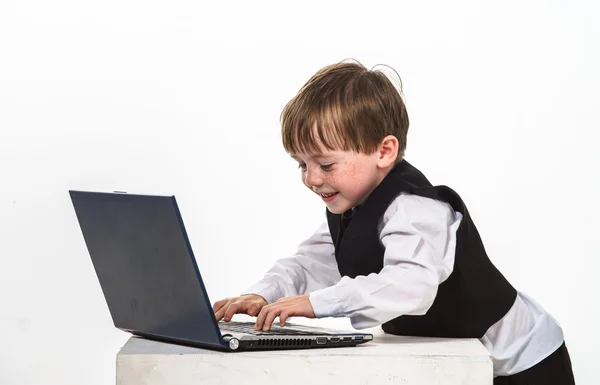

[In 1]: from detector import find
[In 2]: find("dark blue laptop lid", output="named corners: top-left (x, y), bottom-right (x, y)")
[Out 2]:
top-left (69, 190), bottom-right (224, 350)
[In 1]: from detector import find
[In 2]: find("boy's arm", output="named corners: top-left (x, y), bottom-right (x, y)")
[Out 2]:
top-left (243, 222), bottom-right (341, 304)
top-left (309, 193), bottom-right (462, 329)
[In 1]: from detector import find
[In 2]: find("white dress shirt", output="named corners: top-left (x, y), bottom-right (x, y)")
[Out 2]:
top-left (245, 192), bottom-right (564, 376)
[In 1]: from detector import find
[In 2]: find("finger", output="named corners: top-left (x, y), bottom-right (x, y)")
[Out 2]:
top-left (255, 305), bottom-right (271, 330)
top-left (263, 306), bottom-right (281, 331)
top-left (214, 302), bottom-right (230, 321)
top-left (248, 303), bottom-right (260, 316)
top-left (224, 303), bottom-right (241, 322)
top-left (212, 299), bottom-right (228, 313)
top-left (279, 310), bottom-right (291, 327)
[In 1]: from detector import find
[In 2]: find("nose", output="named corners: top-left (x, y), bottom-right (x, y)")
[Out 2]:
top-left (304, 167), bottom-right (323, 187)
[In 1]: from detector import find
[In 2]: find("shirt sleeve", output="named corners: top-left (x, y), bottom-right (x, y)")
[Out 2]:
top-left (243, 222), bottom-right (341, 304)
top-left (308, 193), bottom-right (463, 329)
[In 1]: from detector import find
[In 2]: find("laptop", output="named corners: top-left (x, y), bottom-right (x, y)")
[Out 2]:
top-left (69, 190), bottom-right (373, 351)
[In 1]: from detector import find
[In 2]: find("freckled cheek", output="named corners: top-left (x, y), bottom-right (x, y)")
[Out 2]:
top-left (343, 170), bottom-right (368, 198)
top-left (337, 168), bottom-right (356, 183)
top-left (333, 172), bottom-right (356, 195)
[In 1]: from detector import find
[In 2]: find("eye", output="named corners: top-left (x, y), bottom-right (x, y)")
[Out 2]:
top-left (320, 163), bottom-right (334, 171)
top-left (297, 163), bottom-right (307, 171)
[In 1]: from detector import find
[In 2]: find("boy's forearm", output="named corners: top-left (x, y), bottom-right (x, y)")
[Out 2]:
top-left (243, 254), bottom-right (340, 301)
top-left (243, 222), bottom-right (340, 302)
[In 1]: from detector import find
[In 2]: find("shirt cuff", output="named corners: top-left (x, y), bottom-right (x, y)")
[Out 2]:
top-left (242, 281), bottom-right (282, 304)
top-left (308, 284), bottom-right (347, 318)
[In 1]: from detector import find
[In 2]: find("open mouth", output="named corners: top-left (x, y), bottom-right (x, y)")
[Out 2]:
top-left (319, 192), bottom-right (339, 201)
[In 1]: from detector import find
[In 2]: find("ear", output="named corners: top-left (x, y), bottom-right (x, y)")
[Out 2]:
top-left (376, 135), bottom-right (399, 168)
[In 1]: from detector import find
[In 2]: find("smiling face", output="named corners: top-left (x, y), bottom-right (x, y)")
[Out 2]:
top-left (292, 139), bottom-right (397, 214)
top-left (280, 61), bottom-right (409, 212)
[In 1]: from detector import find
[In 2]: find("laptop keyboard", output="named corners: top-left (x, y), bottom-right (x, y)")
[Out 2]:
top-left (219, 321), bottom-right (314, 335)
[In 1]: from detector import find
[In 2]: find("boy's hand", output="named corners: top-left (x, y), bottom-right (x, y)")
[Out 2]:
top-left (254, 294), bottom-right (315, 331)
top-left (213, 294), bottom-right (268, 322)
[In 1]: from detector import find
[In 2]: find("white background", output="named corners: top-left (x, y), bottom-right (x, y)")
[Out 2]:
top-left (1, 1), bottom-right (598, 384)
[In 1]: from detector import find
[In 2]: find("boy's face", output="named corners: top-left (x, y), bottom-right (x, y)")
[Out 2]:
top-left (291, 149), bottom-right (384, 214)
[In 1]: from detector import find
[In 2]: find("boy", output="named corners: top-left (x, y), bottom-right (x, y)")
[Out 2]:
top-left (212, 61), bottom-right (575, 384)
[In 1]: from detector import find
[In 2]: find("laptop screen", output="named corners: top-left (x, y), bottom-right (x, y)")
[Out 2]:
top-left (69, 191), bottom-right (223, 348)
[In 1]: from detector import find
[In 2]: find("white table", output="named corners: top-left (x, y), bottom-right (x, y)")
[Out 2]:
top-left (116, 329), bottom-right (493, 385)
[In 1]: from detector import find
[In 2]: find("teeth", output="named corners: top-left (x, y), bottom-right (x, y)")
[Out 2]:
top-left (321, 193), bottom-right (336, 198)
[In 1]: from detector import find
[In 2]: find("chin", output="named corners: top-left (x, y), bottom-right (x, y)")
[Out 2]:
top-left (326, 204), bottom-right (350, 215)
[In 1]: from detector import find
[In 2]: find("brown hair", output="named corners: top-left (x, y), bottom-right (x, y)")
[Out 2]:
top-left (281, 60), bottom-right (409, 160)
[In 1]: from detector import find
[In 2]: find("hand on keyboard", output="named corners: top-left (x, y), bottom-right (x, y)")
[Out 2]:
top-left (254, 294), bottom-right (316, 332)
top-left (213, 294), bottom-right (268, 322)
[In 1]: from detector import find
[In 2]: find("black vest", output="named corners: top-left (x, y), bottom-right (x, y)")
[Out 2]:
top-left (326, 160), bottom-right (517, 338)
